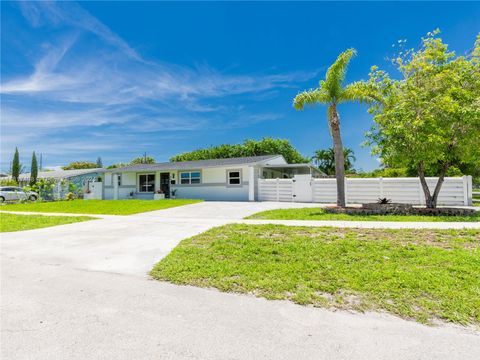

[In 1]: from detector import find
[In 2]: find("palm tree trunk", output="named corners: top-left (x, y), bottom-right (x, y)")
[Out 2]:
top-left (329, 105), bottom-right (346, 207)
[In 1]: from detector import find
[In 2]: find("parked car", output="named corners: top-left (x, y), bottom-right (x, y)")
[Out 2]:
top-left (0, 187), bottom-right (39, 202)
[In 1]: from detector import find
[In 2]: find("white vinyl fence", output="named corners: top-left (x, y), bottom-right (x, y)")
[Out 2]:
top-left (258, 176), bottom-right (473, 206)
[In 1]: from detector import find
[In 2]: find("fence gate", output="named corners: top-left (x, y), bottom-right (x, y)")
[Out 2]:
top-left (293, 175), bottom-right (312, 202)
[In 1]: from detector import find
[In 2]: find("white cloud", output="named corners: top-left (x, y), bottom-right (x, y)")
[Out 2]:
top-left (17, 1), bottom-right (142, 61)
top-left (1, 1), bottom-right (317, 170)
top-left (2, 2), bottom-right (317, 105)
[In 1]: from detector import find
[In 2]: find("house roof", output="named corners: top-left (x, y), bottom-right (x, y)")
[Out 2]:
top-left (18, 168), bottom-right (105, 180)
top-left (108, 155), bottom-right (286, 172)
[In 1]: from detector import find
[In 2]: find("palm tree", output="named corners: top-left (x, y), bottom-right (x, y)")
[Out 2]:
top-left (294, 49), bottom-right (369, 207)
top-left (313, 147), bottom-right (356, 175)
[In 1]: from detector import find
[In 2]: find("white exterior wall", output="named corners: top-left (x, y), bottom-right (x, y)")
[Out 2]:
top-left (84, 181), bottom-right (103, 200)
top-left (263, 156), bottom-right (288, 165)
top-left (103, 165), bottom-right (252, 201)
top-left (172, 185), bottom-right (249, 201)
top-left (104, 171), bottom-right (139, 200)
top-left (104, 173), bottom-right (112, 186)
top-left (172, 165), bottom-right (250, 201)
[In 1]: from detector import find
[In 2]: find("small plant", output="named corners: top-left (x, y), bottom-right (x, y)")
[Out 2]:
top-left (0, 179), bottom-right (18, 186)
top-left (65, 192), bottom-right (76, 201)
top-left (30, 178), bottom-right (56, 201)
top-left (377, 197), bottom-right (392, 204)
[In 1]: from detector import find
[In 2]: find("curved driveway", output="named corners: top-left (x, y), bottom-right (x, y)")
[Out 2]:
top-left (1, 202), bottom-right (479, 359)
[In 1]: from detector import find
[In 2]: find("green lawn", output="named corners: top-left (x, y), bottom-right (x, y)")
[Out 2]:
top-left (246, 207), bottom-right (480, 222)
top-left (0, 212), bottom-right (94, 232)
top-left (151, 224), bottom-right (480, 325)
top-left (0, 199), bottom-right (202, 215)
top-left (474, 193), bottom-right (480, 207)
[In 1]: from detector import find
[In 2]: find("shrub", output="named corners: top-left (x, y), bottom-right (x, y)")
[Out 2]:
top-left (0, 179), bottom-right (18, 186)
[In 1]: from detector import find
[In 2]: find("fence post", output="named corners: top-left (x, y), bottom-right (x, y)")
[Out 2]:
top-left (344, 178), bottom-right (348, 205)
top-left (463, 175), bottom-right (472, 206)
top-left (276, 178), bottom-right (280, 202)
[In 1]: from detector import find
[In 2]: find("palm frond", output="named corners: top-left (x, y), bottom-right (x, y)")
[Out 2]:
top-left (340, 81), bottom-right (385, 105)
top-left (324, 48), bottom-right (357, 99)
top-left (293, 88), bottom-right (329, 110)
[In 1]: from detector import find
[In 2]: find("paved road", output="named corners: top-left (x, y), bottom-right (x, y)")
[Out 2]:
top-left (1, 202), bottom-right (479, 359)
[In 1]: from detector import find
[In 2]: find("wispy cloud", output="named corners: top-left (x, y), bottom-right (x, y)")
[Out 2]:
top-left (17, 0), bottom-right (141, 61)
top-left (1, 41), bottom-right (315, 105)
top-left (1, 1), bottom-right (317, 169)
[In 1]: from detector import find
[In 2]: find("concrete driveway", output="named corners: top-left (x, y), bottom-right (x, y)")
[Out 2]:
top-left (1, 201), bottom-right (479, 359)
top-left (1, 201), bottom-right (320, 276)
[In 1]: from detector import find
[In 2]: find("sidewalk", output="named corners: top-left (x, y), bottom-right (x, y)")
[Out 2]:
top-left (238, 218), bottom-right (480, 229)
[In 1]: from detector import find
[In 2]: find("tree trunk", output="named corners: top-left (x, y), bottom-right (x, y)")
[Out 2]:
top-left (417, 161), bottom-right (449, 209)
top-left (329, 105), bottom-right (346, 207)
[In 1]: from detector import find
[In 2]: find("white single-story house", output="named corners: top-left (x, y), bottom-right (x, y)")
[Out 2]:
top-left (102, 155), bottom-right (322, 201)
top-left (92, 155), bottom-right (472, 205)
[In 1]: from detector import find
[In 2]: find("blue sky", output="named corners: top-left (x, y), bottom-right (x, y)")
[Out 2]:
top-left (1, 1), bottom-right (479, 172)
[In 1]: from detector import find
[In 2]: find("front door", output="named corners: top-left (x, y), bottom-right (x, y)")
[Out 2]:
top-left (160, 173), bottom-right (170, 198)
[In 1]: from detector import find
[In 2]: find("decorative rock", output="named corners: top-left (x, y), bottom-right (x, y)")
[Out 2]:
top-left (324, 204), bottom-right (476, 216)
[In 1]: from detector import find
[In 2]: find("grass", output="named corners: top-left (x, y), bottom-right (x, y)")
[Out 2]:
top-left (151, 224), bottom-right (480, 326)
top-left (474, 193), bottom-right (480, 207)
top-left (0, 212), bottom-right (94, 232)
top-left (0, 199), bottom-right (202, 215)
top-left (246, 207), bottom-right (480, 222)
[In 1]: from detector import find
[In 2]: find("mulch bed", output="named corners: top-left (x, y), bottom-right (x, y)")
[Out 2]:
top-left (325, 204), bottom-right (476, 216)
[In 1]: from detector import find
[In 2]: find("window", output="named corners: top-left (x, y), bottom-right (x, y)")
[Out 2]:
top-left (138, 174), bottom-right (155, 192)
top-left (227, 170), bottom-right (241, 185)
top-left (180, 171), bottom-right (201, 185)
top-left (117, 174), bottom-right (122, 186)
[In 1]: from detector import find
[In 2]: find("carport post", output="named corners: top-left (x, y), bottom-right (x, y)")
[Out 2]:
top-left (248, 166), bottom-right (255, 201)
top-left (113, 174), bottom-right (119, 200)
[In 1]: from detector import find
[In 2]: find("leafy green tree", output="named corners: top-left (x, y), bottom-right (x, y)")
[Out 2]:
top-left (130, 156), bottom-right (156, 165)
top-left (170, 138), bottom-right (309, 164)
top-left (30, 151), bottom-right (38, 186)
top-left (11, 147), bottom-right (20, 183)
top-left (106, 162), bottom-right (129, 169)
top-left (353, 167), bottom-right (410, 178)
top-left (62, 161), bottom-right (98, 170)
top-left (313, 147), bottom-right (356, 175)
top-left (363, 30), bottom-right (480, 208)
top-left (293, 49), bottom-right (373, 207)
top-left (96, 157), bottom-right (103, 168)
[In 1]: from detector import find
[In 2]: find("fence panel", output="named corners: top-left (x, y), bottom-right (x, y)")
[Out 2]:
top-left (312, 179), bottom-right (337, 203)
top-left (259, 176), bottom-right (472, 206)
top-left (258, 179), bottom-right (294, 202)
